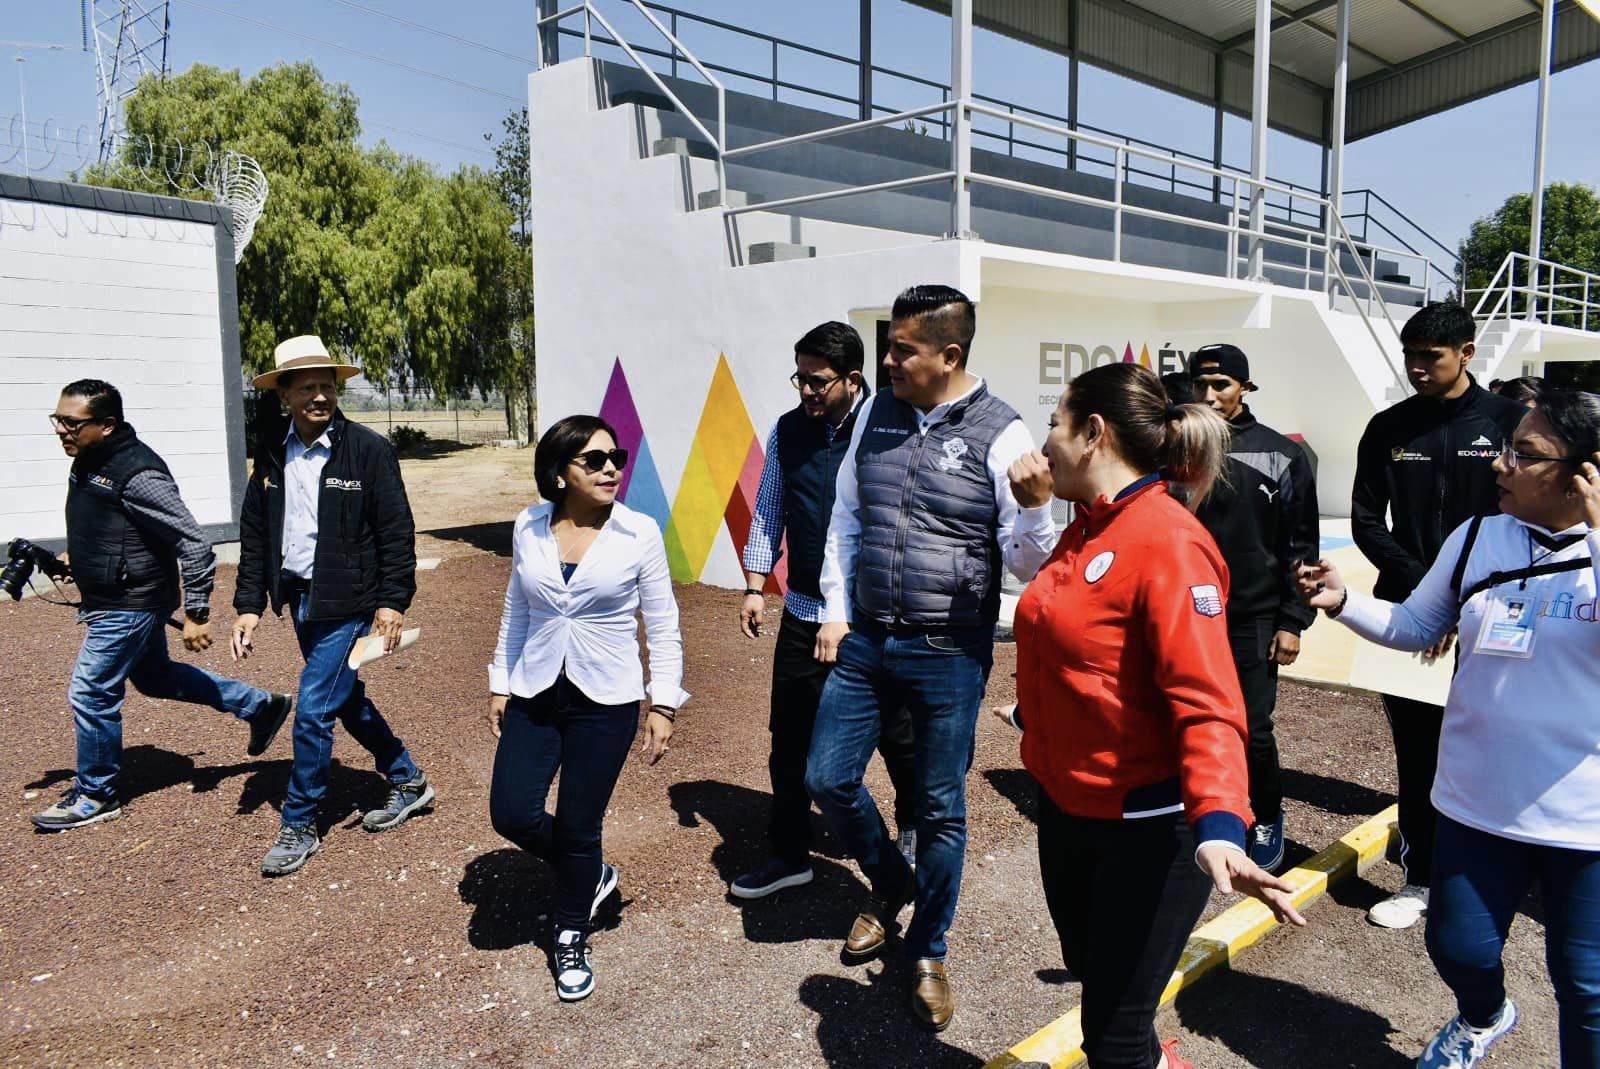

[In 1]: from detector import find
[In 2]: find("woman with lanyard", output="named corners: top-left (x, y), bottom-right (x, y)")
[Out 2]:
top-left (1299, 389), bottom-right (1600, 1069)
top-left (487, 414), bottom-right (687, 1002)
top-left (1003, 363), bottom-right (1304, 1069)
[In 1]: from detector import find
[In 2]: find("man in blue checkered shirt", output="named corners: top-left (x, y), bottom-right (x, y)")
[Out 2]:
top-left (730, 322), bottom-right (917, 901)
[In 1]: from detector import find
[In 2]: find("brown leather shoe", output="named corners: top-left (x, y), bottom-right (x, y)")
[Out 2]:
top-left (843, 871), bottom-right (916, 960)
top-left (911, 958), bottom-right (954, 1032)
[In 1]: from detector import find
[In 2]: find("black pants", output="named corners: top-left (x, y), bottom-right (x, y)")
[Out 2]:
top-left (1380, 692), bottom-right (1444, 887)
top-left (1230, 621), bottom-right (1282, 824)
top-left (769, 612), bottom-right (916, 864)
top-left (1038, 792), bottom-right (1213, 1069)
top-left (488, 677), bottom-right (639, 933)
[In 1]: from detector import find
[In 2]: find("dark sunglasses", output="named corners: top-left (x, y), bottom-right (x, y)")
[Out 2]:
top-left (570, 448), bottom-right (629, 473)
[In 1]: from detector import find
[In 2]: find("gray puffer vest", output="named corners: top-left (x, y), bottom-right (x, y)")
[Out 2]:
top-left (853, 384), bottom-right (1018, 628)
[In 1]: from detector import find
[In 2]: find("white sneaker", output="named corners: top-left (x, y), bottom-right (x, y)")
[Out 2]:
top-left (1369, 883), bottom-right (1430, 929)
top-left (1417, 1001), bottom-right (1518, 1068)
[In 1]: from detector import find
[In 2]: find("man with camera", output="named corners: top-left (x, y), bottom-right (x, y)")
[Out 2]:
top-left (30, 380), bottom-right (293, 832)
top-left (231, 336), bottom-right (434, 878)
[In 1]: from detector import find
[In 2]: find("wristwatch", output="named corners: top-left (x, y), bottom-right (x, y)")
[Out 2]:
top-left (186, 607), bottom-right (211, 624)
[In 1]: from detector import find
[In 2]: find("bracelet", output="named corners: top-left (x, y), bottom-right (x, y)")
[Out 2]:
top-left (743, 588), bottom-right (763, 597)
top-left (1327, 588), bottom-right (1350, 618)
top-left (649, 706), bottom-right (676, 722)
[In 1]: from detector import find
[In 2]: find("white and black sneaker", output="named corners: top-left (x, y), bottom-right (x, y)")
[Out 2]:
top-left (552, 928), bottom-right (595, 1002)
top-left (591, 862), bottom-right (620, 920)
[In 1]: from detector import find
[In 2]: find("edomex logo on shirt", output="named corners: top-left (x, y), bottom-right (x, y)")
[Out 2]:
top-left (325, 478), bottom-right (363, 491)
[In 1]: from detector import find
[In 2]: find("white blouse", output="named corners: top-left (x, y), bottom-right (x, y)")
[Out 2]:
top-left (489, 501), bottom-right (690, 709)
top-left (1337, 515), bottom-right (1600, 850)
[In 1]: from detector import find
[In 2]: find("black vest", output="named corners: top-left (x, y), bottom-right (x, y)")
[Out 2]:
top-left (853, 384), bottom-right (1018, 627)
top-left (65, 427), bottom-right (180, 613)
top-left (773, 397), bottom-right (864, 599)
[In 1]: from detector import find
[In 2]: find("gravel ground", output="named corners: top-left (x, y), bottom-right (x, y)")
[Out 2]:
top-left (0, 557), bottom-right (1559, 1067)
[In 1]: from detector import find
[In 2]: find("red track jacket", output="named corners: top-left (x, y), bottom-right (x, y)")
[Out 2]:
top-left (1017, 478), bottom-right (1252, 848)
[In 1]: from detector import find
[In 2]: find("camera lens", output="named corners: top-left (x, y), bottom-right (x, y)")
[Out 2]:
top-left (0, 554), bottom-right (34, 601)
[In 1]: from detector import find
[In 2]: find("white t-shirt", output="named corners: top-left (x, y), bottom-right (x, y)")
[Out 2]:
top-left (1338, 514), bottom-right (1600, 851)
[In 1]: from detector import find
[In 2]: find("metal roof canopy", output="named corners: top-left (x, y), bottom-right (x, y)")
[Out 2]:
top-left (903, 0), bottom-right (1600, 143)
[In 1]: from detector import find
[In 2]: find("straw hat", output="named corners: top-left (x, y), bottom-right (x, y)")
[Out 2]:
top-left (252, 335), bottom-right (363, 390)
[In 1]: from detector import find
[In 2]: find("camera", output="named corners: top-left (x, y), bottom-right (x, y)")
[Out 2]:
top-left (1, 538), bottom-right (72, 601)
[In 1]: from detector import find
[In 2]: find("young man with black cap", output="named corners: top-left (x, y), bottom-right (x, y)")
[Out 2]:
top-left (1350, 301), bottom-right (1526, 929)
top-left (1186, 344), bottom-right (1320, 873)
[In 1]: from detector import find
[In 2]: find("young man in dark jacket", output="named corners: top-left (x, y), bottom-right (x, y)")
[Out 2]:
top-left (1185, 345), bottom-right (1319, 874)
top-left (31, 380), bottom-right (292, 831)
top-left (1350, 302), bottom-right (1526, 929)
top-left (231, 336), bottom-right (434, 877)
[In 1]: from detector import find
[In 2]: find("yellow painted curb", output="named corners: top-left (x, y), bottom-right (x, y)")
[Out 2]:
top-left (984, 805), bottom-right (1399, 1069)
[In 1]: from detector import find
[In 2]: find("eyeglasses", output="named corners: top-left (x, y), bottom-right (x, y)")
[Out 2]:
top-left (49, 413), bottom-right (105, 434)
top-left (790, 372), bottom-right (844, 394)
top-left (1501, 443), bottom-right (1575, 470)
top-left (570, 448), bottom-right (629, 473)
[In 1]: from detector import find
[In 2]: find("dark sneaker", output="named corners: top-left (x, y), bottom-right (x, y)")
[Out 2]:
top-left (261, 824), bottom-right (320, 877)
top-left (30, 787), bottom-right (122, 831)
top-left (247, 693), bottom-right (294, 757)
top-left (730, 857), bottom-right (814, 900)
top-left (592, 861), bottom-right (620, 920)
top-left (552, 928), bottom-right (595, 1002)
top-left (1248, 813), bottom-right (1286, 873)
top-left (362, 775), bottom-right (435, 832)
top-left (897, 827), bottom-right (918, 870)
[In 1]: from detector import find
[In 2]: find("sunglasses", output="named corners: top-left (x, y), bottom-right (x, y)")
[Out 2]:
top-left (49, 413), bottom-right (107, 434)
top-left (570, 448), bottom-right (629, 473)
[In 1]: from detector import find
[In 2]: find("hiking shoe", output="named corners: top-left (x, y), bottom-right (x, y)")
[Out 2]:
top-left (260, 824), bottom-right (320, 877)
top-left (1369, 883), bottom-right (1430, 929)
top-left (1161, 1038), bottom-right (1195, 1069)
top-left (1417, 1001), bottom-right (1518, 1068)
top-left (731, 857), bottom-right (814, 900)
top-left (30, 787), bottom-right (121, 831)
top-left (897, 827), bottom-right (918, 870)
top-left (552, 928), bottom-right (594, 1002)
top-left (591, 861), bottom-right (620, 920)
top-left (362, 775), bottom-right (435, 832)
top-left (1249, 813), bottom-right (1286, 873)
top-left (247, 693), bottom-right (294, 757)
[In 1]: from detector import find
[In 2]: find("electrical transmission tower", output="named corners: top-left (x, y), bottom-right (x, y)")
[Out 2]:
top-left (82, 0), bottom-right (171, 161)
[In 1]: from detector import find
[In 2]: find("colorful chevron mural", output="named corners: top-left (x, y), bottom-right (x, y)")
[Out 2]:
top-left (597, 354), bottom-right (785, 587)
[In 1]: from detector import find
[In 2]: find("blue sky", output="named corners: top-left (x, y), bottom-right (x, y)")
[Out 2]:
top-left (5, 0), bottom-right (1597, 253)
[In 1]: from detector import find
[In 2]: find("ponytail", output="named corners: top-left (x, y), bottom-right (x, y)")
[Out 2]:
top-left (1065, 363), bottom-right (1231, 510)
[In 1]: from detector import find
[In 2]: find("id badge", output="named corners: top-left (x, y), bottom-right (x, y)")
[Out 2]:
top-left (1474, 591), bottom-right (1538, 658)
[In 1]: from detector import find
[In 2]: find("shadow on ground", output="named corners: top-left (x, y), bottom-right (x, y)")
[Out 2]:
top-left (1175, 967), bottom-right (1410, 1068)
top-left (669, 778), bottom-right (865, 944)
top-left (422, 521), bottom-right (514, 556)
top-left (983, 768), bottom-right (1039, 824)
top-left (1281, 767), bottom-right (1396, 817)
top-left (395, 439), bottom-right (479, 459)
top-left (799, 961), bottom-right (986, 1069)
top-left (458, 847), bottom-right (625, 953)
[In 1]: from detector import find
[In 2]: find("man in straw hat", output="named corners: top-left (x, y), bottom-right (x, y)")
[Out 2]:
top-left (232, 335), bottom-right (435, 877)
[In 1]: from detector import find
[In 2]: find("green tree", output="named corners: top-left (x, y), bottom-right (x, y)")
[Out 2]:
top-left (1460, 183), bottom-right (1600, 325)
top-left (488, 107), bottom-right (537, 442)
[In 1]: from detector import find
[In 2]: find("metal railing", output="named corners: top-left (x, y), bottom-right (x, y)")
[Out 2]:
top-left (1468, 252), bottom-right (1600, 336)
top-left (1342, 188), bottom-right (1460, 299)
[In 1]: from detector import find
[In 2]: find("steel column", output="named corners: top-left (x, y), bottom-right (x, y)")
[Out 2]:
top-left (1248, 0), bottom-right (1271, 280)
top-left (1326, 0), bottom-right (1350, 295)
top-left (535, 0), bottom-right (560, 69)
top-left (951, 0), bottom-right (973, 238)
top-left (1528, 0), bottom-right (1555, 319)
top-left (1068, 0), bottom-right (1080, 172)
top-left (859, 0), bottom-right (872, 120)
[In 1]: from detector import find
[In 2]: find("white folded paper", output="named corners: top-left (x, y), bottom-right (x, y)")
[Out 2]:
top-left (346, 627), bottom-right (422, 670)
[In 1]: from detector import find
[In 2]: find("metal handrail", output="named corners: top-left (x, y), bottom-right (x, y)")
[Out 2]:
top-left (723, 102), bottom-right (955, 160)
top-left (724, 170), bottom-right (958, 218)
top-left (1326, 211), bottom-right (1409, 390)
top-left (1468, 252), bottom-right (1600, 334)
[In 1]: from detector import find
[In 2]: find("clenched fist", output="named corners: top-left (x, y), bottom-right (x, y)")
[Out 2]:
top-left (1008, 449), bottom-right (1054, 509)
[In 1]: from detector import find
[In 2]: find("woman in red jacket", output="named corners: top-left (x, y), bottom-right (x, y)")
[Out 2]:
top-left (1010, 363), bottom-right (1305, 1069)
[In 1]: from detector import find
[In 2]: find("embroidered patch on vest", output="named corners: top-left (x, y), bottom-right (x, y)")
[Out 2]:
top-left (936, 437), bottom-right (968, 472)
top-left (325, 477), bottom-right (363, 491)
top-left (1085, 551), bottom-right (1115, 583)
top-left (1190, 584), bottom-right (1224, 617)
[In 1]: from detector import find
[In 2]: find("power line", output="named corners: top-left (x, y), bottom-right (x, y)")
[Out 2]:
top-left (365, 119), bottom-right (496, 158)
top-left (168, 0), bottom-right (524, 105)
top-left (322, 0), bottom-right (536, 67)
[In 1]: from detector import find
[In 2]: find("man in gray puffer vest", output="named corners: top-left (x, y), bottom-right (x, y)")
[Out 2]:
top-left (805, 285), bottom-right (1056, 1031)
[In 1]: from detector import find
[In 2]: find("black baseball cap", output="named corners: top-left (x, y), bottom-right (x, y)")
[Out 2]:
top-left (1188, 343), bottom-right (1255, 390)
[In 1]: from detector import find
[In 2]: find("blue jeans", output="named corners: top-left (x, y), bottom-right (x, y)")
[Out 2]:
top-left (1428, 815), bottom-right (1600, 1066)
top-left (805, 620), bottom-right (993, 960)
top-left (281, 590), bottom-right (419, 828)
top-left (488, 677), bottom-right (639, 933)
top-left (69, 609), bottom-right (274, 800)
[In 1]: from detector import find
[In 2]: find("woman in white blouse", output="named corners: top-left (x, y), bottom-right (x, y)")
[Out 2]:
top-left (488, 414), bottom-right (688, 1003)
top-left (1299, 390), bottom-right (1600, 1069)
